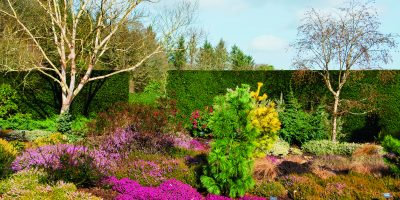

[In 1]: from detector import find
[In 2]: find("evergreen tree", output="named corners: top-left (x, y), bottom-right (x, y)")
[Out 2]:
top-left (214, 39), bottom-right (228, 70)
top-left (201, 85), bottom-right (259, 198)
top-left (170, 36), bottom-right (187, 70)
top-left (187, 33), bottom-right (198, 69)
top-left (229, 45), bottom-right (255, 70)
top-left (198, 40), bottom-right (215, 70)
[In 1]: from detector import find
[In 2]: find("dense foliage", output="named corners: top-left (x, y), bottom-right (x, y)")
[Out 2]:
top-left (279, 91), bottom-right (327, 145)
top-left (166, 70), bottom-right (400, 141)
top-left (0, 84), bottom-right (19, 119)
top-left (0, 71), bottom-right (129, 118)
top-left (201, 85), bottom-right (259, 198)
top-left (249, 82), bottom-right (281, 157)
top-left (382, 135), bottom-right (400, 176)
top-left (0, 170), bottom-right (100, 200)
top-left (188, 107), bottom-right (213, 138)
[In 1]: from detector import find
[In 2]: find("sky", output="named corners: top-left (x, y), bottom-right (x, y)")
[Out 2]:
top-left (146, 0), bottom-right (400, 70)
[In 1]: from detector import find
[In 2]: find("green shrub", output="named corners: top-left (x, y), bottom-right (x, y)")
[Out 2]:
top-left (0, 71), bottom-right (129, 118)
top-left (266, 138), bottom-right (290, 157)
top-left (0, 139), bottom-right (17, 178)
top-left (188, 107), bottom-right (213, 138)
top-left (167, 70), bottom-right (400, 142)
top-left (302, 140), bottom-right (362, 156)
top-left (0, 170), bottom-right (101, 200)
top-left (289, 147), bottom-right (303, 155)
top-left (279, 91), bottom-right (328, 146)
top-left (129, 81), bottom-right (163, 106)
top-left (250, 181), bottom-right (287, 198)
top-left (0, 84), bottom-right (19, 119)
top-left (0, 114), bottom-right (57, 131)
top-left (382, 135), bottom-right (400, 176)
top-left (201, 85), bottom-right (259, 198)
top-left (71, 115), bottom-right (91, 136)
top-left (57, 112), bottom-right (73, 134)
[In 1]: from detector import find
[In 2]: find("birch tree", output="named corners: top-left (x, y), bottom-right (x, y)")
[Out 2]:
top-left (0, 0), bottom-right (196, 114)
top-left (292, 0), bottom-right (397, 141)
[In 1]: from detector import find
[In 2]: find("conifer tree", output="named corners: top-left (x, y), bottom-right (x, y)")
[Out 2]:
top-left (201, 84), bottom-right (259, 198)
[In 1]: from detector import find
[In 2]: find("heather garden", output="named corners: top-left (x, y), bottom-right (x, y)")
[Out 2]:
top-left (1, 0), bottom-right (400, 200)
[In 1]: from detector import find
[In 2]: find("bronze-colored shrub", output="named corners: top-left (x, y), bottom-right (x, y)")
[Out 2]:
top-left (254, 159), bottom-right (278, 182)
top-left (352, 144), bottom-right (383, 157)
top-left (350, 155), bottom-right (389, 177)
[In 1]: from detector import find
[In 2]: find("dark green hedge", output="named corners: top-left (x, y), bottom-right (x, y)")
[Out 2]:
top-left (0, 71), bottom-right (129, 118)
top-left (166, 70), bottom-right (400, 141)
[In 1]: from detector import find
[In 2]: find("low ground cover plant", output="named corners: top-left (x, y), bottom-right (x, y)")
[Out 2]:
top-left (104, 176), bottom-right (266, 200)
top-left (0, 170), bottom-right (100, 200)
top-left (278, 91), bottom-right (328, 146)
top-left (302, 140), bottom-right (362, 156)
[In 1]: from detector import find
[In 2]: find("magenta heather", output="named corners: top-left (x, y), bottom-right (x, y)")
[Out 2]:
top-left (12, 144), bottom-right (113, 174)
top-left (104, 176), bottom-right (266, 200)
top-left (104, 177), bottom-right (202, 200)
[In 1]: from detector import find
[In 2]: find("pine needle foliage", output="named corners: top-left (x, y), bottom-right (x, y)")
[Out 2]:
top-left (201, 84), bottom-right (259, 198)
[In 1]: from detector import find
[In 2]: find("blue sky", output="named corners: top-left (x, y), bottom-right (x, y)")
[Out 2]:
top-left (148, 0), bottom-right (400, 69)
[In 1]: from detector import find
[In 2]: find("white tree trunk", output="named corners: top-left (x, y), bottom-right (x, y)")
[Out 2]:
top-left (60, 95), bottom-right (73, 114)
top-left (332, 94), bottom-right (340, 142)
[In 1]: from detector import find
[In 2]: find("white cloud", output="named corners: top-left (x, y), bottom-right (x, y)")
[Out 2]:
top-left (250, 35), bottom-right (288, 52)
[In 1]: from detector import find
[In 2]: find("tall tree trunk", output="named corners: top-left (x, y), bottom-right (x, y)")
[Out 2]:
top-left (60, 95), bottom-right (73, 114)
top-left (332, 94), bottom-right (340, 142)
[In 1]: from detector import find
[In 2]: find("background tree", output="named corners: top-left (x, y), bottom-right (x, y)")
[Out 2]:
top-left (197, 40), bottom-right (215, 70)
top-left (170, 36), bottom-right (187, 70)
top-left (0, 0), bottom-right (196, 114)
top-left (214, 39), bottom-right (229, 70)
top-left (256, 64), bottom-right (275, 70)
top-left (292, 0), bottom-right (397, 141)
top-left (230, 45), bottom-right (255, 70)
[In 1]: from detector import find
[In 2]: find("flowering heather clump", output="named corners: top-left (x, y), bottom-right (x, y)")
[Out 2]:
top-left (12, 144), bottom-right (114, 186)
top-left (98, 128), bottom-right (137, 160)
top-left (104, 176), bottom-right (266, 200)
top-left (116, 158), bottom-right (189, 186)
top-left (103, 177), bottom-right (203, 200)
top-left (205, 194), bottom-right (231, 200)
top-left (12, 144), bottom-right (112, 173)
top-left (173, 132), bottom-right (209, 151)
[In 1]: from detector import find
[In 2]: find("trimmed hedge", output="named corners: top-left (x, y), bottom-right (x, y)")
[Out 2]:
top-left (166, 70), bottom-right (400, 141)
top-left (0, 71), bottom-right (129, 117)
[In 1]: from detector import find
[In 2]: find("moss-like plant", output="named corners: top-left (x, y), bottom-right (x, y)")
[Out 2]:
top-left (201, 84), bottom-right (259, 198)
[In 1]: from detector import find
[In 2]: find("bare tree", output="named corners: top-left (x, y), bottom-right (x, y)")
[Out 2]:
top-left (292, 0), bottom-right (397, 141)
top-left (0, 0), bottom-right (196, 114)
